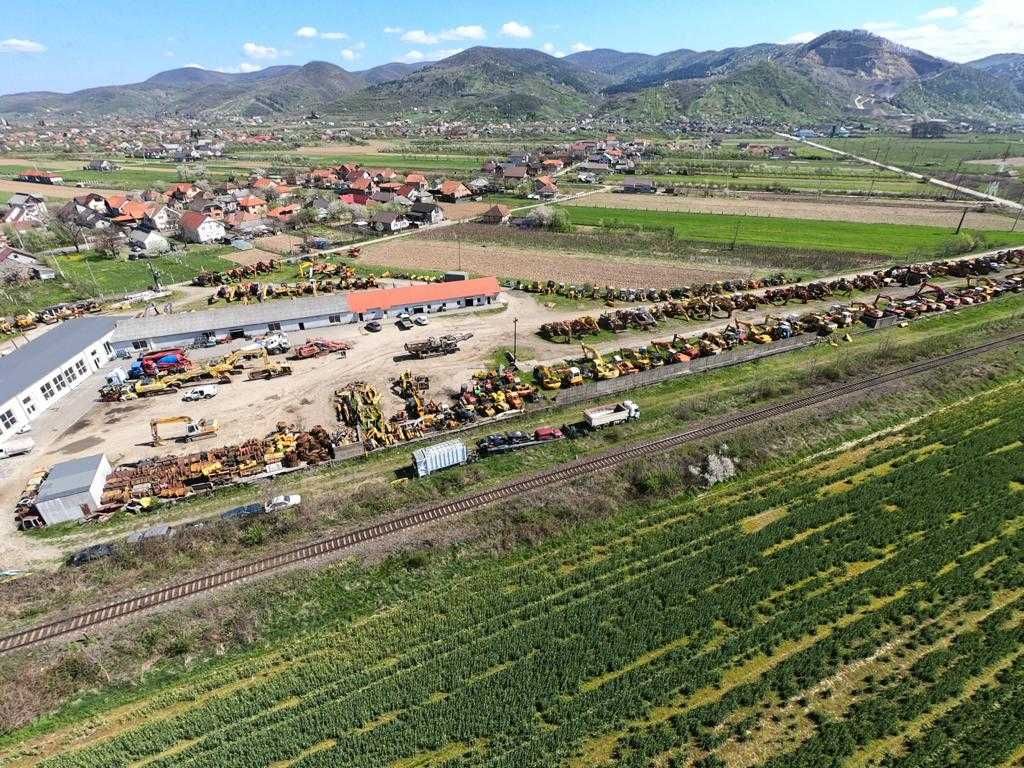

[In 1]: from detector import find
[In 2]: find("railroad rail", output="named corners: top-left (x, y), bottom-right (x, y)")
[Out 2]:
top-left (2, 331), bottom-right (1022, 655)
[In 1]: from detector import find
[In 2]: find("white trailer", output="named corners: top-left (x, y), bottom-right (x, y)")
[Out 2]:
top-left (0, 437), bottom-right (35, 459)
top-left (412, 440), bottom-right (472, 477)
top-left (584, 400), bottom-right (641, 430)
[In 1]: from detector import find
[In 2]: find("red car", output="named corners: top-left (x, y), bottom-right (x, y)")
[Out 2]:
top-left (534, 426), bottom-right (564, 441)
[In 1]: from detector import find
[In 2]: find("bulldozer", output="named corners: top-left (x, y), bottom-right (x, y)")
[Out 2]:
top-left (534, 365), bottom-right (563, 390)
top-left (581, 344), bottom-right (619, 380)
top-left (150, 416), bottom-right (220, 446)
top-left (734, 319), bottom-right (772, 344)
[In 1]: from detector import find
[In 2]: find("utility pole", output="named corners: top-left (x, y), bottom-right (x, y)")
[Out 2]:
top-left (512, 317), bottom-right (519, 359)
top-left (955, 208), bottom-right (968, 235)
top-left (1012, 189), bottom-right (1024, 233)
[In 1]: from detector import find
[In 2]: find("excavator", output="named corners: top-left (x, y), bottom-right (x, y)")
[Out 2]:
top-left (150, 416), bottom-right (220, 446)
top-left (581, 344), bottom-right (619, 380)
top-left (734, 319), bottom-right (772, 344)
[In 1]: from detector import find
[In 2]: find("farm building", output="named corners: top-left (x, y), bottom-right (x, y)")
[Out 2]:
top-left (0, 317), bottom-right (115, 440)
top-left (107, 278), bottom-right (504, 351)
top-left (347, 277), bottom-right (501, 321)
top-left (620, 178), bottom-right (657, 194)
top-left (33, 454), bottom-right (112, 525)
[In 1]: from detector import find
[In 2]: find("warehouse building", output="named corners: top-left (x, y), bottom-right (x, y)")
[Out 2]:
top-left (108, 277), bottom-right (503, 352)
top-left (33, 453), bottom-right (112, 525)
top-left (0, 317), bottom-right (115, 440)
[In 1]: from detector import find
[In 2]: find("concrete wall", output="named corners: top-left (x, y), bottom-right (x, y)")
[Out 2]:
top-left (0, 333), bottom-right (113, 440)
top-left (552, 334), bottom-right (820, 407)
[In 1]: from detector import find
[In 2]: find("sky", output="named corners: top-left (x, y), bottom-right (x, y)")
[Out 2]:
top-left (1, 0), bottom-right (1023, 94)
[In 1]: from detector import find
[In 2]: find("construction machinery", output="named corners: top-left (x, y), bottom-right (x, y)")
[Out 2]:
top-left (404, 333), bottom-right (473, 359)
top-left (150, 416), bottom-right (220, 446)
top-left (581, 344), bottom-right (620, 380)
top-left (247, 358), bottom-right (293, 380)
top-left (290, 338), bottom-right (351, 360)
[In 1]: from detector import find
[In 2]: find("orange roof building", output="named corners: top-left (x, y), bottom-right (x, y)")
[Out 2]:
top-left (346, 276), bottom-right (501, 317)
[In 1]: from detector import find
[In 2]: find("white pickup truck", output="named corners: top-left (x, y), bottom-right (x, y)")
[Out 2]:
top-left (0, 437), bottom-right (35, 460)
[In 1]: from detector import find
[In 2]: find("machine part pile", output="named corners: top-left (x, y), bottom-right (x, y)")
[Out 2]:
top-left (404, 333), bottom-right (474, 359)
top-left (540, 250), bottom-right (1024, 342)
top-left (509, 273), bottom-right (790, 304)
top-left (1, 300), bottom-right (104, 335)
top-left (191, 260), bottom-right (279, 286)
top-left (207, 274), bottom-right (379, 305)
top-left (290, 337), bottom-right (352, 360)
top-left (14, 423), bottom-right (336, 529)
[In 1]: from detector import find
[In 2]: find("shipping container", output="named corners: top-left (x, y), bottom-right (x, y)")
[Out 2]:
top-left (412, 439), bottom-right (471, 477)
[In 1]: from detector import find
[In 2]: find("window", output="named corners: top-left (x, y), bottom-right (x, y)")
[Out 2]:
top-left (41, 382), bottom-right (54, 400)
top-left (54, 373), bottom-right (67, 392)
top-left (76, 360), bottom-right (88, 376)
top-left (329, 314), bottom-right (341, 324)
top-left (0, 410), bottom-right (15, 430)
top-left (64, 366), bottom-right (77, 382)
top-left (22, 396), bottom-right (36, 415)
top-left (132, 340), bottom-right (149, 351)
top-left (268, 322), bottom-right (281, 332)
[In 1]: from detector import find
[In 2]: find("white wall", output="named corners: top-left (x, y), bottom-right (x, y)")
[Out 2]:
top-left (0, 333), bottom-right (112, 440)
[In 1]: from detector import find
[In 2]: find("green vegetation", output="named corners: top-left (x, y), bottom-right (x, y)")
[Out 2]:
top-left (560, 204), bottom-right (1024, 258)
top-left (0, 247), bottom-right (235, 314)
top-left (8, 361), bottom-right (1024, 767)
top-left (236, 150), bottom-right (486, 174)
top-left (819, 135), bottom-right (1024, 172)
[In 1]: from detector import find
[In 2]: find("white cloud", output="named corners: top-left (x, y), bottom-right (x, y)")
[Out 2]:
top-left (858, 0), bottom-right (1024, 61)
top-left (920, 6), bottom-right (959, 20)
top-left (501, 21), bottom-right (533, 39)
top-left (542, 42), bottom-right (566, 57)
top-left (781, 31), bottom-right (819, 44)
top-left (399, 50), bottom-right (426, 63)
top-left (435, 48), bottom-right (464, 59)
top-left (570, 42), bottom-right (593, 53)
top-left (402, 25), bottom-right (485, 45)
top-left (402, 29), bottom-right (439, 44)
top-left (321, 31), bottom-right (348, 40)
top-left (383, 26), bottom-right (404, 34)
top-left (237, 62), bottom-right (262, 72)
top-left (340, 48), bottom-right (360, 61)
top-left (0, 37), bottom-right (46, 54)
top-left (184, 63), bottom-right (205, 69)
top-left (242, 41), bottom-right (279, 60)
top-left (295, 26), bottom-right (318, 38)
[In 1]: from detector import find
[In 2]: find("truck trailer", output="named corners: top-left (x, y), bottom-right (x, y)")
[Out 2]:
top-left (412, 440), bottom-right (473, 477)
top-left (584, 400), bottom-right (641, 429)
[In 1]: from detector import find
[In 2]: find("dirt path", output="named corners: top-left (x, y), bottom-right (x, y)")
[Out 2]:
top-left (0, 179), bottom-right (123, 200)
top-left (565, 191), bottom-right (1017, 229)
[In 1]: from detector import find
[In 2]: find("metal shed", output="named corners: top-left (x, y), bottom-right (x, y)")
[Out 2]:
top-left (34, 454), bottom-right (112, 525)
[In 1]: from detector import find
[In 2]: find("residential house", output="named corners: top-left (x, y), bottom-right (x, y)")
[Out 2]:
top-left (436, 180), bottom-right (472, 203)
top-left (57, 199), bottom-right (111, 230)
top-left (370, 211), bottom-right (411, 233)
top-left (237, 196), bottom-right (267, 215)
top-left (0, 246), bottom-right (54, 280)
top-left (371, 168), bottom-right (397, 184)
top-left (347, 177), bottom-right (375, 196)
top-left (479, 204), bottom-right (511, 225)
top-left (129, 229), bottom-right (170, 253)
top-left (267, 204), bottom-right (300, 223)
top-left (85, 159), bottom-right (118, 171)
top-left (7, 193), bottom-right (47, 221)
top-left (188, 196), bottom-right (226, 220)
top-left (541, 159), bottom-right (565, 172)
top-left (466, 177), bottom-right (492, 194)
top-left (143, 204), bottom-right (180, 233)
top-left (165, 182), bottom-right (198, 203)
top-left (179, 211), bottom-right (226, 244)
top-left (403, 173), bottom-right (427, 190)
top-left (111, 200), bottom-right (152, 226)
top-left (16, 170), bottom-right (64, 185)
top-left (481, 160), bottom-right (498, 174)
top-left (534, 175), bottom-right (559, 199)
top-left (408, 202), bottom-right (444, 225)
top-left (307, 196), bottom-right (334, 220)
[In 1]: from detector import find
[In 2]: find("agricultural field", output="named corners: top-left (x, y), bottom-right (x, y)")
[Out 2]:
top-left (5, 368), bottom-right (1024, 767)
top-left (559, 205), bottom-right (1024, 258)
top-left (818, 134), bottom-right (1024, 172)
top-left (236, 147), bottom-right (487, 174)
top-left (0, 247), bottom-right (236, 314)
top-left (566, 191), bottom-right (1017, 229)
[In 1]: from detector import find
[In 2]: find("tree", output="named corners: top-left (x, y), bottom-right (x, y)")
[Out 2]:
top-left (264, 187), bottom-right (281, 205)
top-left (93, 227), bottom-right (123, 258)
top-left (46, 217), bottom-right (84, 251)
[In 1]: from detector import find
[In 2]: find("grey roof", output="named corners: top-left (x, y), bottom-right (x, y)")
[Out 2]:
top-left (36, 454), bottom-right (108, 502)
top-left (0, 317), bottom-right (115, 405)
top-left (111, 293), bottom-right (352, 342)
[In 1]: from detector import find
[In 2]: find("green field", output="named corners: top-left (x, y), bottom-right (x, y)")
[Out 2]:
top-left (9, 367), bottom-right (1024, 767)
top-left (235, 150), bottom-right (487, 174)
top-left (560, 205), bottom-right (1024, 257)
top-left (0, 247), bottom-right (236, 314)
top-left (608, 171), bottom-right (941, 197)
top-left (819, 135), bottom-right (1024, 172)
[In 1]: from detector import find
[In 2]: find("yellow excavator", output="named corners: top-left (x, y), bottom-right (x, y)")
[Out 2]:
top-left (582, 344), bottom-right (620, 380)
top-left (150, 416), bottom-right (220, 446)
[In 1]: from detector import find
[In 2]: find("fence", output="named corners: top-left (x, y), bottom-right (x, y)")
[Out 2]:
top-left (552, 334), bottom-right (820, 407)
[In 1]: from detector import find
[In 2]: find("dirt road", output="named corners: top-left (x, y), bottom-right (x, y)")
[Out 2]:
top-left (564, 191), bottom-right (1017, 229)
top-left (0, 179), bottom-right (123, 200)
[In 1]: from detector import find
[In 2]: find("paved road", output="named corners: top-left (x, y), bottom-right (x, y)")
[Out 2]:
top-left (778, 132), bottom-right (1024, 212)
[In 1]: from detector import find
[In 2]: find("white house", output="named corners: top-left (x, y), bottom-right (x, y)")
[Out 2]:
top-left (33, 454), bottom-right (112, 525)
top-left (0, 317), bottom-right (115, 441)
top-left (143, 204), bottom-right (181, 233)
top-left (129, 228), bottom-right (170, 252)
top-left (179, 211), bottom-right (226, 244)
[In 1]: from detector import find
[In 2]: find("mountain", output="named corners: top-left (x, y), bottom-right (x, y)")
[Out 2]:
top-left (2, 32), bottom-right (1023, 122)
top-left (563, 49), bottom-right (654, 79)
top-left (969, 53), bottom-right (1024, 94)
top-left (333, 47), bottom-right (610, 120)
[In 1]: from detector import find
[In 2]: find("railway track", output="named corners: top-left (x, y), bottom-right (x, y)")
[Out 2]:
top-left (2, 331), bottom-right (1021, 655)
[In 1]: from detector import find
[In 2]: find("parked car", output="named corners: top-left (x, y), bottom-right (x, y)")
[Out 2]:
top-left (68, 543), bottom-right (116, 567)
top-left (266, 494), bottom-right (302, 513)
top-left (182, 385), bottom-right (219, 402)
top-left (396, 318), bottom-right (414, 331)
top-left (365, 321), bottom-right (383, 332)
top-left (414, 316), bottom-right (429, 326)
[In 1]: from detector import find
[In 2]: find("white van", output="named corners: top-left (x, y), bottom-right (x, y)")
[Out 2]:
top-left (0, 438), bottom-right (35, 459)
top-left (182, 385), bottom-right (220, 402)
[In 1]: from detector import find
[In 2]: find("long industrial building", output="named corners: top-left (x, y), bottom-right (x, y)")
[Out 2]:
top-left (0, 317), bottom-right (116, 441)
top-left (109, 276), bottom-right (501, 352)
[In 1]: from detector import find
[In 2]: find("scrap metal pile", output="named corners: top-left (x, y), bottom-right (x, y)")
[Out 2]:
top-left (99, 423), bottom-right (336, 507)
top-left (540, 250), bottom-right (1024, 342)
top-left (533, 271), bottom-right (1024, 390)
top-left (191, 260), bottom-right (279, 286)
top-left (207, 274), bottom-right (378, 304)
top-left (1, 300), bottom-right (103, 335)
top-left (290, 337), bottom-right (351, 360)
top-left (511, 273), bottom-right (790, 304)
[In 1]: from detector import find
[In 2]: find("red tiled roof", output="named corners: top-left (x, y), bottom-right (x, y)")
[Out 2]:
top-left (349, 178), bottom-right (371, 190)
top-left (439, 180), bottom-right (468, 195)
top-left (237, 196), bottom-right (265, 207)
top-left (404, 173), bottom-right (426, 184)
top-left (346, 276), bottom-right (501, 314)
top-left (180, 211), bottom-right (208, 230)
